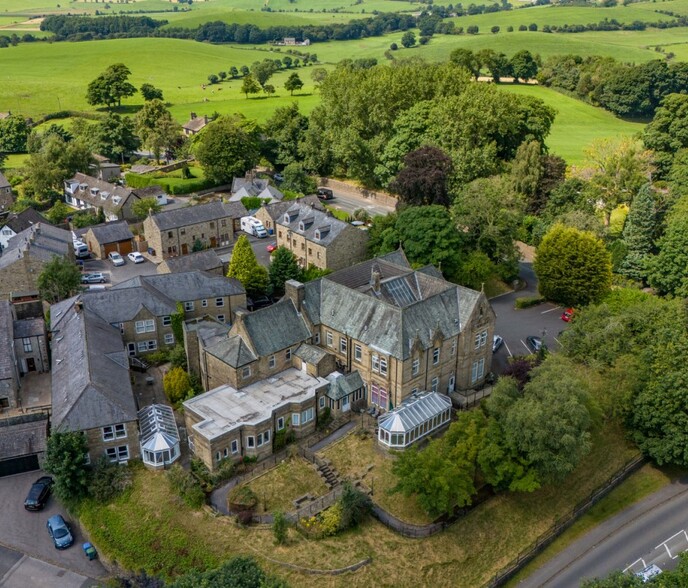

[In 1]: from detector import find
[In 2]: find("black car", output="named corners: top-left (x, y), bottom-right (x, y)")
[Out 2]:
top-left (316, 187), bottom-right (334, 200)
top-left (24, 476), bottom-right (54, 511)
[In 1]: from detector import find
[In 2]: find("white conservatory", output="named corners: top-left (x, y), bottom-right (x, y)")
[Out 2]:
top-left (138, 404), bottom-right (181, 469)
top-left (377, 391), bottom-right (452, 450)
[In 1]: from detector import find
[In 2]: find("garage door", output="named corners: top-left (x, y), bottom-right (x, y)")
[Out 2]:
top-left (0, 454), bottom-right (39, 477)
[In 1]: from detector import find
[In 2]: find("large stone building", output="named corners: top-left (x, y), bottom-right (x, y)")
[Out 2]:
top-left (50, 296), bottom-right (140, 464)
top-left (0, 223), bottom-right (73, 300)
top-left (253, 196), bottom-right (324, 237)
top-left (81, 271), bottom-right (246, 356)
top-left (0, 208), bottom-right (47, 250)
top-left (64, 173), bottom-right (141, 222)
top-left (157, 249), bottom-right (225, 276)
top-left (143, 201), bottom-right (247, 262)
top-left (275, 203), bottom-right (368, 271)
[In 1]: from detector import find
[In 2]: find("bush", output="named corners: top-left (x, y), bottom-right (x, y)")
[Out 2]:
top-left (145, 349), bottom-right (170, 366)
top-left (317, 407), bottom-right (332, 430)
top-left (273, 428), bottom-right (295, 451)
top-left (90, 457), bottom-right (134, 503)
top-left (514, 296), bottom-right (545, 309)
top-left (338, 482), bottom-right (372, 530)
top-left (190, 457), bottom-right (235, 492)
top-left (168, 344), bottom-right (187, 370)
top-left (166, 465), bottom-right (206, 508)
top-left (163, 367), bottom-right (191, 404)
top-left (272, 510), bottom-right (288, 544)
top-left (229, 485), bottom-right (258, 511)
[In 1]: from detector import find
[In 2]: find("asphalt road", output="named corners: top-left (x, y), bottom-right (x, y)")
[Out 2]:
top-left (490, 262), bottom-right (569, 373)
top-left (520, 476), bottom-right (688, 587)
top-left (323, 187), bottom-right (396, 217)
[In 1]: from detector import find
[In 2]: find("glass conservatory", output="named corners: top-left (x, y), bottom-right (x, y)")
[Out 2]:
top-left (138, 404), bottom-right (180, 469)
top-left (377, 391), bottom-right (452, 450)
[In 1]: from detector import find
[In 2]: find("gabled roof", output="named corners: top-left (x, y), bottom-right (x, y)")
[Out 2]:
top-left (0, 301), bottom-right (16, 382)
top-left (184, 316), bottom-right (231, 349)
top-left (113, 271), bottom-right (245, 300)
top-left (231, 177), bottom-right (269, 196)
top-left (2, 208), bottom-right (46, 234)
top-left (82, 282), bottom-right (177, 323)
top-left (86, 221), bottom-right (133, 244)
top-left (205, 335), bottom-right (257, 368)
top-left (183, 115), bottom-right (209, 133)
top-left (0, 223), bottom-right (72, 271)
top-left (276, 203), bottom-right (360, 247)
top-left (159, 249), bottom-right (223, 274)
top-left (50, 297), bottom-right (137, 432)
top-left (259, 196), bottom-right (324, 221)
top-left (258, 185), bottom-right (284, 202)
top-left (0, 172), bottom-right (10, 190)
top-left (13, 317), bottom-right (44, 339)
top-left (240, 299), bottom-right (311, 357)
top-left (326, 371), bottom-right (364, 401)
top-left (65, 173), bottom-right (137, 213)
top-left (295, 342), bottom-right (329, 365)
top-left (147, 201), bottom-right (247, 231)
top-left (0, 414), bottom-right (48, 460)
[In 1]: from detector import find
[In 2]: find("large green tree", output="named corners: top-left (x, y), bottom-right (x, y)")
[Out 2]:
top-left (86, 63), bottom-right (137, 109)
top-left (43, 431), bottom-right (90, 504)
top-left (0, 113), bottom-right (30, 153)
top-left (38, 255), bottom-right (83, 303)
top-left (227, 235), bottom-right (268, 298)
top-left (240, 74), bottom-right (261, 99)
top-left (264, 102), bottom-right (309, 167)
top-left (647, 196), bottom-right (688, 297)
top-left (268, 246), bottom-right (300, 296)
top-left (134, 99), bottom-right (180, 163)
top-left (92, 112), bottom-right (140, 163)
top-left (619, 184), bottom-right (656, 283)
top-left (643, 93), bottom-right (688, 178)
top-left (449, 48), bottom-right (480, 80)
top-left (510, 50), bottom-right (538, 82)
top-left (534, 224), bottom-right (612, 307)
top-left (389, 146), bottom-right (453, 207)
top-left (194, 115), bottom-right (261, 185)
top-left (132, 197), bottom-right (162, 220)
top-left (284, 72), bottom-right (303, 96)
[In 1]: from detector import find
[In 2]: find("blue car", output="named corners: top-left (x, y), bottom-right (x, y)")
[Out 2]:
top-left (47, 515), bottom-right (74, 549)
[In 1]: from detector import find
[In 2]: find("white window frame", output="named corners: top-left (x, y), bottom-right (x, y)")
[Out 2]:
top-left (231, 439), bottom-right (239, 454)
top-left (162, 316), bottom-right (172, 326)
top-left (433, 347), bottom-right (440, 365)
top-left (22, 338), bottom-right (32, 353)
top-left (354, 344), bottom-right (362, 362)
top-left (292, 412), bottom-right (300, 426)
top-left (135, 319), bottom-right (155, 334)
top-left (277, 416), bottom-right (285, 430)
top-left (431, 376), bottom-right (439, 393)
top-left (201, 299), bottom-right (208, 308)
top-left (257, 432), bottom-right (264, 447)
top-left (412, 358), bottom-right (420, 376)
top-left (106, 445), bottom-right (129, 463)
top-left (102, 423), bottom-right (127, 441)
top-left (242, 365), bottom-right (251, 379)
top-left (217, 315), bottom-right (225, 323)
top-left (269, 355), bottom-right (276, 369)
top-left (184, 301), bottom-right (194, 311)
top-left (264, 430), bottom-right (270, 443)
top-left (372, 354), bottom-right (380, 373)
top-left (319, 396), bottom-right (325, 408)
top-left (380, 357), bottom-right (388, 376)
top-left (285, 348), bottom-right (292, 360)
top-left (301, 407), bottom-right (314, 424)
top-left (326, 331), bottom-right (333, 348)
top-left (340, 337), bottom-right (347, 354)
top-left (164, 333), bottom-right (175, 345)
top-left (215, 297), bottom-right (224, 307)
top-left (247, 435), bottom-right (255, 448)
top-left (471, 358), bottom-right (485, 384)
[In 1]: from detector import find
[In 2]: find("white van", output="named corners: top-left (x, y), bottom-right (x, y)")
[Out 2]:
top-left (73, 240), bottom-right (90, 259)
top-left (240, 216), bottom-right (268, 238)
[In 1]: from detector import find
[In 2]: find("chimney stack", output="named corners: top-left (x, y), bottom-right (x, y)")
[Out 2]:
top-left (372, 270), bottom-right (381, 295)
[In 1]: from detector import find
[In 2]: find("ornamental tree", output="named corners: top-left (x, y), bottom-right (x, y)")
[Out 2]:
top-left (43, 431), bottom-right (90, 504)
top-left (37, 255), bottom-right (82, 304)
top-left (227, 235), bottom-right (268, 298)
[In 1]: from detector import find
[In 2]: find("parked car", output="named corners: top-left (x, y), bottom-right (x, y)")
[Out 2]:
top-left (266, 242), bottom-right (278, 253)
top-left (561, 308), bottom-right (575, 322)
top-left (81, 272), bottom-right (106, 284)
top-left (127, 252), bottom-right (145, 264)
top-left (273, 172), bottom-right (284, 182)
top-left (24, 476), bottom-right (53, 511)
top-left (636, 564), bottom-right (662, 582)
top-left (108, 251), bottom-right (125, 266)
top-left (317, 187), bottom-right (334, 200)
top-left (492, 335), bottom-right (503, 353)
top-left (526, 336), bottom-right (543, 353)
top-left (46, 514), bottom-right (74, 549)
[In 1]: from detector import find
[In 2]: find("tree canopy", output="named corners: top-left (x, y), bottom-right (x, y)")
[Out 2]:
top-left (227, 235), bottom-right (268, 298)
top-left (389, 146), bottom-right (453, 207)
top-left (43, 431), bottom-right (90, 504)
top-left (37, 255), bottom-right (83, 304)
top-left (86, 63), bottom-right (137, 109)
top-left (134, 99), bottom-right (180, 163)
top-left (268, 246), bottom-right (301, 296)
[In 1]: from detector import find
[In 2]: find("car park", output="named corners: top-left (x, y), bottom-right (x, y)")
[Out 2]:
top-left (492, 335), bottom-right (503, 353)
top-left (526, 336), bottom-right (543, 353)
top-left (127, 252), bottom-right (145, 264)
top-left (561, 308), bottom-right (575, 322)
top-left (108, 251), bottom-right (125, 266)
top-left (81, 272), bottom-right (106, 284)
top-left (23, 476), bottom-right (53, 511)
top-left (46, 514), bottom-right (74, 549)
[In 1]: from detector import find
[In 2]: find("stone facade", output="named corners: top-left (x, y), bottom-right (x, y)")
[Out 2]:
top-left (64, 173), bottom-right (140, 222)
top-left (13, 318), bottom-right (49, 374)
top-left (84, 420), bottom-right (140, 464)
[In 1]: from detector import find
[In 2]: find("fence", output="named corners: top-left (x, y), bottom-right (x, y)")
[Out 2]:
top-left (485, 455), bottom-right (646, 587)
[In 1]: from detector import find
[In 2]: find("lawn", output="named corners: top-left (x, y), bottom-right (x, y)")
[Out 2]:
top-left (499, 85), bottom-right (645, 165)
top-left (242, 456), bottom-right (329, 514)
top-left (1, 153), bottom-right (28, 170)
top-left (78, 419), bottom-right (640, 587)
top-left (320, 430), bottom-right (443, 525)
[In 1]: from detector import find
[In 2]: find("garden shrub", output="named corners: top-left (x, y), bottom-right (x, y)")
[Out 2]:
top-left (145, 349), bottom-right (170, 366)
top-left (514, 296), bottom-right (545, 309)
top-left (191, 458), bottom-right (235, 492)
top-left (90, 457), bottom-right (134, 503)
top-left (229, 485), bottom-right (258, 511)
top-left (338, 483), bottom-right (372, 530)
top-left (272, 510), bottom-right (288, 545)
top-left (166, 464), bottom-right (206, 508)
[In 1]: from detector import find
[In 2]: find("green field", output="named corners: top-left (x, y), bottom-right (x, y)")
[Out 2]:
top-left (501, 85), bottom-right (645, 164)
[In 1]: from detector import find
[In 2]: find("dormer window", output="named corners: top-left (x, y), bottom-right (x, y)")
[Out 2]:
top-left (112, 196), bottom-right (122, 205)
top-left (79, 183), bottom-right (88, 191)
top-left (100, 191), bottom-right (109, 200)
top-left (90, 187), bottom-right (99, 196)
top-left (314, 225), bottom-right (330, 240)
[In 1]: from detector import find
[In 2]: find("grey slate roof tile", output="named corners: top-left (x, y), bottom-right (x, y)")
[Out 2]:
top-left (205, 335), bottom-right (256, 368)
top-left (148, 201), bottom-right (247, 231)
top-left (0, 301), bottom-right (15, 381)
top-left (0, 223), bottom-right (72, 271)
top-left (86, 221), bottom-right (133, 244)
top-left (159, 250), bottom-right (223, 274)
top-left (241, 299), bottom-right (311, 357)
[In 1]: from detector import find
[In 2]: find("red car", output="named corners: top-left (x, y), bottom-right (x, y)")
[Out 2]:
top-left (266, 242), bottom-right (277, 253)
top-left (561, 308), bottom-right (575, 322)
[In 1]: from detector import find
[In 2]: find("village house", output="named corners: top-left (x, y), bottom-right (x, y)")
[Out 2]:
top-left (182, 112), bottom-right (210, 136)
top-left (90, 155), bottom-right (121, 183)
top-left (50, 296), bottom-right (140, 464)
top-left (253, 196), bottom-right (324, 236)
top-left (0, 208), bottom-right (48, 250)
top-left (82, 221), bottom-right (134, 259)
top-left (275, 202), bottom-right (369, 271)
top-left (157, 249), bottom-right (225, 276)
top-left (81, 271), bottom-right (246, 357)
top-left (229, 175), bottom-right (269, 200)
top-left (143, 200), bottom-right (247, 262)
top-left (64, 173), bottom-right (141, 222)
top-left (0, 171), bottom-right (13, 212)
top-left (0, 223), bottom-right (73, 301)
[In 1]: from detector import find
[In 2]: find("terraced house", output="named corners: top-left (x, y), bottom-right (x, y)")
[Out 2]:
top-left (64, 173), bottom-right (141, 222)
top-left (81, 271), bottom-right (246, 357)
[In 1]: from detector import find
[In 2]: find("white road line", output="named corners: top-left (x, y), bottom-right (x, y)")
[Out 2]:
top-left (521, 339), bottom-right (530, 353)
top-left (553, 336), bottom-right (562, 346)
top-left (541, 306), bottom-right (562, 314)
top-left (654, 530), bottom-right (688, 560)
top-left (504, 341), bottom-right (513, 357)
top-left (623, 558), bottom-right (646, 573)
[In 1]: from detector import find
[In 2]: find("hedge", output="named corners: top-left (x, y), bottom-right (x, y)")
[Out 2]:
top-left (125, 172), bottom-right (214, 195)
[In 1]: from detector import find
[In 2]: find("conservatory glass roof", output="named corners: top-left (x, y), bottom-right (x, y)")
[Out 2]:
top-left (378, 392), bottom-right (452, 434)
top-left (138, 404), bottom-right (179, 452)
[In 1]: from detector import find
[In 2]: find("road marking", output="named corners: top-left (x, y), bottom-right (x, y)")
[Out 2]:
top-left (553, 336), bottom-right (562, 346)
top-left (504, 341), bottom-right (513, 357)
top-left (521, 339), bottom-right (531, 353)
top-left (541, 306), bottom-right (562, 314)
top-left (655, 530), bottom-right (688, 560)
top-left (623, 558), bottom-right (646, 573)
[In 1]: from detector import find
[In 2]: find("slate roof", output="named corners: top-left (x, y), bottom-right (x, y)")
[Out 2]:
top-left (2, 208), bottom-right (45, 235)
top-left (183, 115), bottom-right (209, 133)
top-left (240, 299), bottom-right (311, 357)
top-left (0, 223), bottom-right (72, 271)
top-left (231, 177), bottom-right (269, 196)
top-left (147, 201), bottom-right (247, 231)
top-left (260, 196), bottom-right (324, 221)
top-left (158, 249), bottom-right (223, 274)
top-left (258, 185), bottom-right (284, 201)
top-left (86, 221), bottom-right (133, 244)
top-left (50, 297), bottom-right (138, 432)
top-left (326, 371), bottom-right (364, 401)
top-left (0, 301), bottom-right (15, 382)
top-left (134, 185), bottom-right (166, 199)
top-left (184, 316), bottom-right (231, 349)
top-left (295, 343), bottom-right (329, 365)
top-left (65, 173), bottom-right (137, 213)
top-left (302, 251), bottom-right (483, 361)
top-left (13, 317), bottom-right (44, 339)
top-left (0, 172), bottom-right (10, 190)
top-left (82, 282), bottom-right (177, 324)
top-left (113, 271), bottom-right (245, 300)
top-left (205, 335), bottom-right (257, 368)
top-left (0, 414), bottom-right (48, 460)
top-left (378, 392), bottom-right (451, 433)
top-left (276, 203), bottom-right (354, 247)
